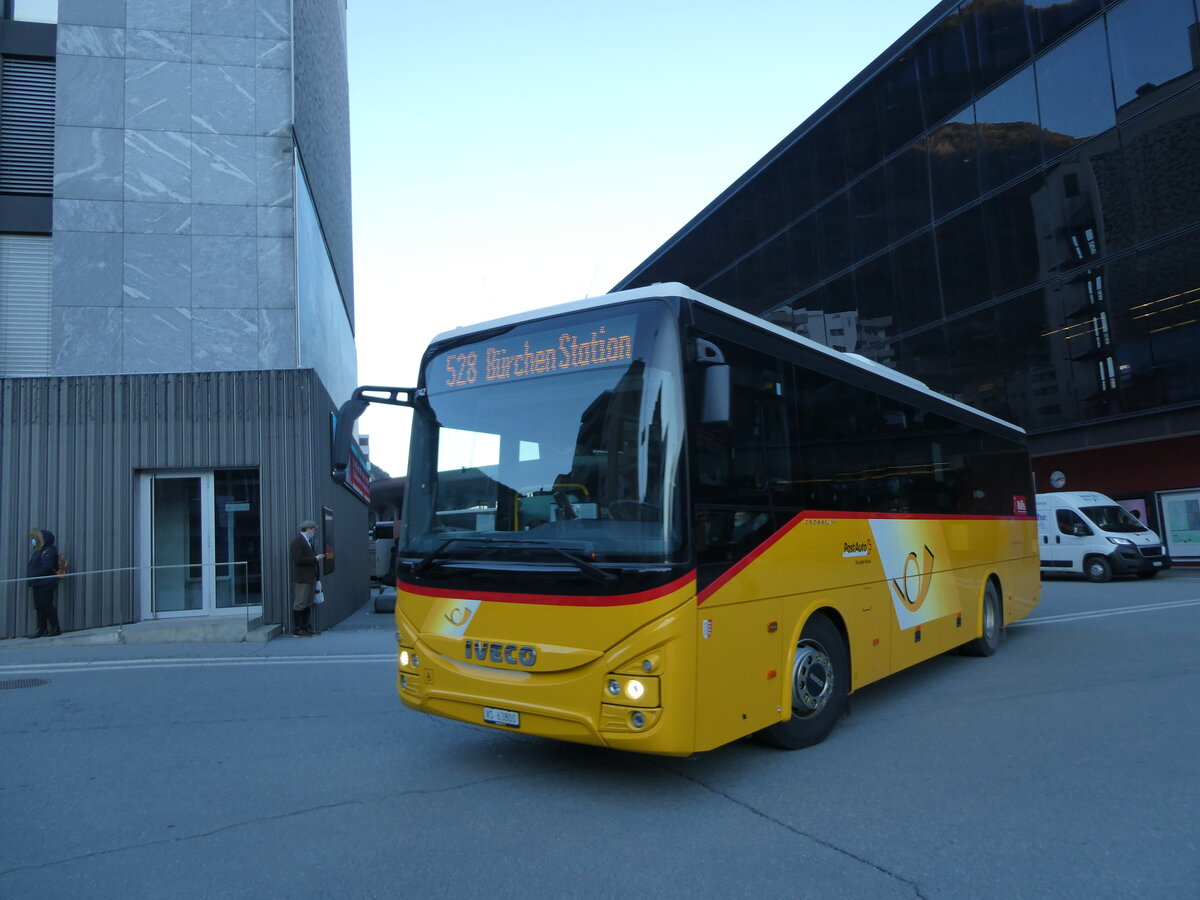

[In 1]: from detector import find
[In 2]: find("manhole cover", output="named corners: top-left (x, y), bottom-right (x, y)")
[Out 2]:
top-left (0, 678), bottom-right (49, 690)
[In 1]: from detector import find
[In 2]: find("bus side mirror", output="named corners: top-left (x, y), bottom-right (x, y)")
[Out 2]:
top-left (701, 365), bottom-right (731, 425)
top-left (695, 338), bottom-right (731, 426)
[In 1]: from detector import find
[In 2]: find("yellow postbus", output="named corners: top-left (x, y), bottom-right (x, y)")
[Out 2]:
top-left (377, 284), bottom-right (1039, 755)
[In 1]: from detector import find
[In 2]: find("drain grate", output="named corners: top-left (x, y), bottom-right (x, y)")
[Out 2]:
top-left (0, 678), bottom-right (49, 690)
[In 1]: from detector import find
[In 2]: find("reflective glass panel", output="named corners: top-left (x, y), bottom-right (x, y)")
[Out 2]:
top-left (993, 288), bottom-right (1073, 428)
top-left (878, 53), bottom-right (926, 156)
top-left (1026, 0), bottom-right (1102, 51)
top-left (817, 192), bottom-right (851, 278)
top-left (840, 83), bottom-right (884, 182)
top-left (937, 206), bottom-right (992, 315)
top-left (929, 111), bottom-right (981, 218)
top-left (890, 326), bottom-right (950, 394)
top-left (917, 10), bottom-right (974, 127)
top-left (854, 255), bottom-right (899, 347)
top-left (12, 0), bottom-right (57, 23)
top-left (850, 168), bottom-right (888, 260)
top-left (1107, 0), bottom-right (1198, 109)
top-left (812, 118), bottom-right (848, 204)
top-left (944, 306), bottom-right (1007, 417)
top-left (785, 215), bottom-right (820, 293)
top-left (981, 172), bottom-right (1045, 296)
top-left (890, 232), bottom-right (943, 332)
top-left (777, 142), bottom-right (816, 223)
top-left (962, 0), bottom-right (1033, 94)
top-left (886, 138), bottom-right (932, 240)
top-left (1121, 93), bottom-right (1200, 243)
top-left (975, 66), bottom-right (1042, 193)
top-left (1035, 20), bottom-right (1116, 148)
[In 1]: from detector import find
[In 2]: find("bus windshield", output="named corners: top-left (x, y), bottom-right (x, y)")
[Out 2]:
top-left (401, 301), bottom-right (686, 565)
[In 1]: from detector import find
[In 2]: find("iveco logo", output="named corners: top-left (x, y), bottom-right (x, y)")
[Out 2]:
top-left (464, 640), bottom-right (537, 667)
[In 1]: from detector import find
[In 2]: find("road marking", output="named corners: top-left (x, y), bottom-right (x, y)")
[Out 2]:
top-left (1011, 596), bottom-right (1200, 627)
top-left (0, 654), bottom-right (396, 675)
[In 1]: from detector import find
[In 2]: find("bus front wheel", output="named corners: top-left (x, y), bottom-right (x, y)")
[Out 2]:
top-left (760, 613), bottom-right (847, 750)
top-left (962, 580), bottom-right (1002, 657)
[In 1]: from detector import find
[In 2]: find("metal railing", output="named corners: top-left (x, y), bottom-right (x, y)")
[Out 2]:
top-left (1, 561), bottom-right (257, 637)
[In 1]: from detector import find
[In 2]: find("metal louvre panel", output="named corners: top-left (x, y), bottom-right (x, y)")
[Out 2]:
top-left (0, 234), bottom-right (52, 376)
top-left (0, 57), bottom-right (55, 195)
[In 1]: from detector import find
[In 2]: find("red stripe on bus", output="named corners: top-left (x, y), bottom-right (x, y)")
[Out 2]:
top-left (398, 570), bottom-right (697, 607)
top-left (696, 509), bottom-right (1033, 605)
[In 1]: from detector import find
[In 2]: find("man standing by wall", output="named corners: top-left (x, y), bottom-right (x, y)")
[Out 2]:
top-left (290, 520), bottom-right (325, 636)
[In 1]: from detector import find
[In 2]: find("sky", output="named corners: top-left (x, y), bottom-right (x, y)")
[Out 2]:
top-left (346, 0), bottom-right (939, 476)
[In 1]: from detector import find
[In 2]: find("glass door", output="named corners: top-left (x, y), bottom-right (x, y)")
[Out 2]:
top-left (138, 470), bottom-right (263, 618)
top-left (150, 473), bottom-right (213, 615)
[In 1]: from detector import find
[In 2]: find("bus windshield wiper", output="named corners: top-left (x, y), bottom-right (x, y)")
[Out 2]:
top-left (410, 537), bottom-right (616, 584)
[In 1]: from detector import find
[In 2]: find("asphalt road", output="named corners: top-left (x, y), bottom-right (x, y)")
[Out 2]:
top-left (2, 572), bottom-right (1197, 899)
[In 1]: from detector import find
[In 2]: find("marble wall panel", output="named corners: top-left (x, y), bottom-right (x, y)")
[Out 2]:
top-left (58, 56), bottom-right (125, 129)
top-left (126, 0), bottom-right (190, 32)
top-left (56, 126), bottom-right (124, 201)
top-left (194, 0), bottom-right (255, 39)
top-left (124, 233), bottom-right (191, 307)
top-left (255, 67), bottom-right (291, 137)
top-left (54, 199), bottom-right (124, 233)
top-left (124, 201), bottom-right (191, 234)
top-left (257, 0), bottom-right (292, 40)
top-left (54, 232), bottom-right (123, 306)
top-left (125, 60), bottom-right (192, 131)
top-left (193, 203), bottom-right (256, 236)
top-left (256, 137), bottom-right (293, 207)
top-left (192, 235), bottom-right (256, 307)
top-left (259, 308), bottom-right (297, 368)
top-left (53, 307), bottom-right (124, 375)
top-left (193, 308), bottom-right (258, 370)
top-left (193, 35), bottom-right (256, 66)
top-left (257, 205), bottom-right (293, 237)
top-left (58, 25), bottom-right (126, 57)
top-left (127, 30), bottom-right (192, 63)
top-left (192, 134), bottom-right (256, 204)
top-left (124, 130), bottom-right (191, 203)
top-left (59, 0), bottom-right (124, 28)
top-left (192, 65), bottom-right (256, 135)
top-left (123, 307), bottom-right (192, 372)
top-left (257, 236), bottom-right (294, 308)
top-left (256, 39), bottom-right (290, 69)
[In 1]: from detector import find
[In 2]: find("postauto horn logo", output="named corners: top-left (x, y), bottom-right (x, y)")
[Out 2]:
top-left (891, 546), bottom-right (935, 612)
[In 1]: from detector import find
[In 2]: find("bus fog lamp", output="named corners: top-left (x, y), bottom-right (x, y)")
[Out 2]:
top-left (624, 679), bottom-right (645, 700)
top-left (400, 675), bottom-right (408, 689)
top-left (630, 711), bottom-right (646, 729)
top-left (607, 679), bottom-right (621, 696)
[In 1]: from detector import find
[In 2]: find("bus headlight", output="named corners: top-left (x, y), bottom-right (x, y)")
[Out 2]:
top-left (399, 650), bottom-right (410, 667)
top-left (624, 679), bottom-right (645, 701)
top-left (607, 679), bottom-right (622, 695)
top-left (602, 674), bottom-right (659, 706)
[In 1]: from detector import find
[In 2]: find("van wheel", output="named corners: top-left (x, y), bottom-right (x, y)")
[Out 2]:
top-left (962, 581), bottom-right (1002, 657)
top-left (1085, 556), bottom-right (1113, 583)
top-left (759, 613), bottom-right (847, 750)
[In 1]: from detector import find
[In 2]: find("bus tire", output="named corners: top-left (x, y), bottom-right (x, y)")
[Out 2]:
top-left (1085, 556), bottom-right (1113, 583)
top-left (760, 613), bottom-right (847, 750)
top-left (962, 580), bottom-right (1002, 657)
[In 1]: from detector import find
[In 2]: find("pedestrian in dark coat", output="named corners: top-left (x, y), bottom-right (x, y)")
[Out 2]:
top-left (290, 520), bottom-right (325, 636)
top-left (27, 528), bottom-right (61, 638)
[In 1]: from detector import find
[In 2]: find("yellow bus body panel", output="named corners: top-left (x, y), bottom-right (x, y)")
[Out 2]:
top-left (394, 514), bottom-right (1039, 755)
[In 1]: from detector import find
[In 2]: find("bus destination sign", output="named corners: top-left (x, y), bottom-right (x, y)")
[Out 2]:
top-left (432, 315), bottom-right (639, 392)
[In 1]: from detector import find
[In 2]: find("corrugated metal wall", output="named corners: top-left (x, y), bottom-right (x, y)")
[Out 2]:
top-left (1, 369), bottom-right (368, 639)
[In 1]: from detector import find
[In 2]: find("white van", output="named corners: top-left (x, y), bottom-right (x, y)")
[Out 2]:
top-left (1036, 491), bottom-right (1171, 582)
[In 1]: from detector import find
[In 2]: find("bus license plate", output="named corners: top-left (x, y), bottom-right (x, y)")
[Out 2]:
top-left (484, 707), bottom-right (520, 728)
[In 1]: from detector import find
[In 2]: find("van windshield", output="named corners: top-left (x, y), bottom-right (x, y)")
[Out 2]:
top-left (1079, 505), bottom-right (1148, 534)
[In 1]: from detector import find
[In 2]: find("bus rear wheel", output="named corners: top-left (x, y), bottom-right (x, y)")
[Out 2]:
top-left (760, 613), bottom-right (847, 750)
top-left (962, 580), bottom-right (1002, 657)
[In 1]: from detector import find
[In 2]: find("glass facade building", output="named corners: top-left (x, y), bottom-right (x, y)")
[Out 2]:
top-left (616, 0), bottom-right (1200, 560)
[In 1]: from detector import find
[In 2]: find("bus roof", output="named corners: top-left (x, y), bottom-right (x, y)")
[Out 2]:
top-left (429, 282), bottom-right (1025, 435)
